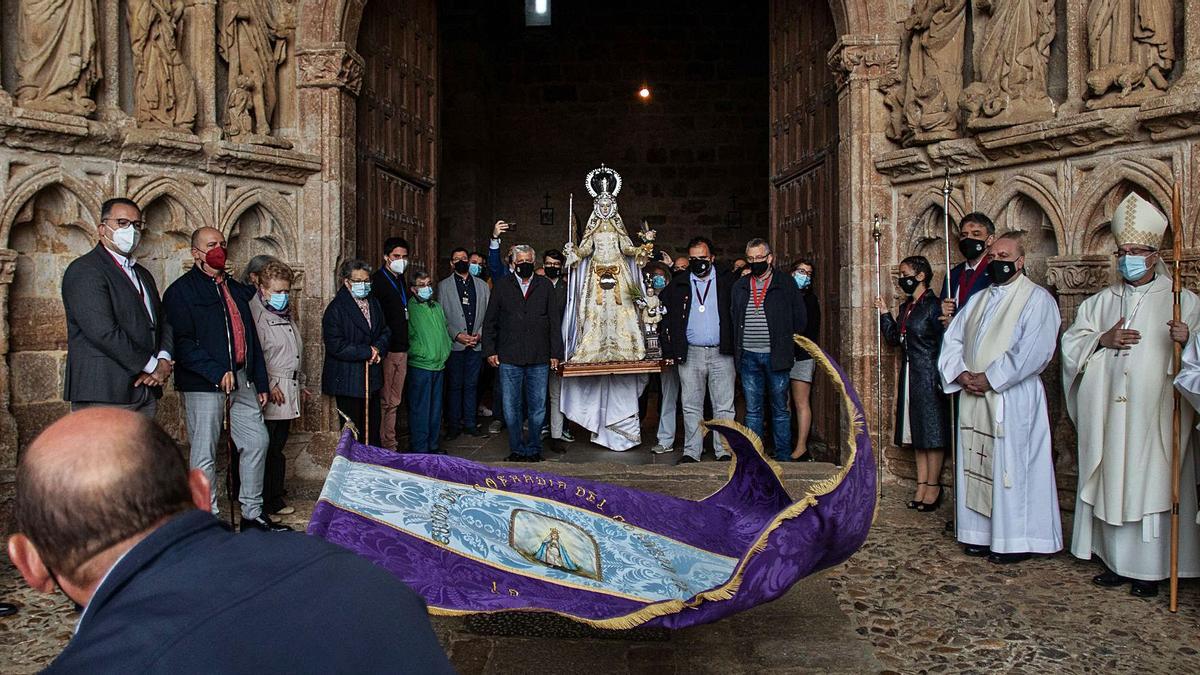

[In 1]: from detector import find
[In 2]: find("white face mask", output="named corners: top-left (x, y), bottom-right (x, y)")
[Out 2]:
top-left (388, 259), bottom-right (408, 276)
top-left (108, 224), bottom-right (140, 255)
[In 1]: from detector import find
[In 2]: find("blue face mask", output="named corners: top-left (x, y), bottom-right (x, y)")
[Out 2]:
top-left (1118, 254), bottom-right (1150, 282)
top-left (793, 273), bottom-right (811, 289)
top-left (350, 281), bottom-right (371, 299)
top-left (267, 292), bottom-right (289, 311)
top-left (415, 286), bottom-right (434, 301)
top-left (651, 275), bottom-right (667, 290)
top-left (469, 262), bottom-right (482, 277)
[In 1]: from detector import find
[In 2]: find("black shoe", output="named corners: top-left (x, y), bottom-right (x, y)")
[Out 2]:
top-left (716, 455), bottom-right (732, 462)
top-left (1130, 580), bottom-right (1159, 598)
top-left (0, 602), bottom-right (17, 617)
top-left (444, 429), bottom-right (461, 442)
top-left (907, 482), bottom-right (927, 509)
top-left (789, 452), bottom-right (815, 462)
top-left (526, 453), bottom-right (544, 463)
top-left (987, 552), bottom-right (1031, 565)
top-left (963, 544), bottom-right (991, 557)
top-left (676, 455), bottom-right (699, 465)
top-left (465, 427), bottom-right (489, 438)
top-left (915, 485), bottom-right (944, 512)
top-left (504, 453), bottom-right (525, 462)
top-left (240, 516), bottom-right (293, 533)
top-left (549, 439), bottom-right (567, 453)
top-left (1092, 570), bottom-right (1129, 587)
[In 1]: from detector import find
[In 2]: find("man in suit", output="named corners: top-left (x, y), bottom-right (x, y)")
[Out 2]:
top-left (940, 212), bottom-right (997, 325)
top-left (6, 408), bottom-right (453, 673)
top-left (61, 198), bottom-right (173, 417)
top-left (541, 248), bottom-right (573, 450)
top-left (438, 247), bottom-right (490, 440)
top-left (163, 226), bottom-right (288, 532)
top-left (482, 243), bottom-right (564, 462)
top-left (372, 237), bottom-right (411, 451)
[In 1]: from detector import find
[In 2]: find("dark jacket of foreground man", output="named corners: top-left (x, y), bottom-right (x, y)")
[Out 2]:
top-left (45, 510), bottom-right (453, 674)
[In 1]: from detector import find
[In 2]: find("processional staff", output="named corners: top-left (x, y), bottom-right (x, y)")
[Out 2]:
top-left (940, 169), bottom-right (958, 535)
top-left (1170, 181), bottom-right (1184, 612)
top-left (871, 215), bottom-right (885, 502)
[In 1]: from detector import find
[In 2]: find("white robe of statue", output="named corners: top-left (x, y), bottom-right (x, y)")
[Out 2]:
top-left (939, 279), bottom-right (1063, 554)
top-left (1174, 337), bottom-right (1200, 529)
top-left (1064, 274), bottom-right (1200, 581)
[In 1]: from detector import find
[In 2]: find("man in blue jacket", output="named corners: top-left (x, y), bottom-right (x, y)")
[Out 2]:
top-left (163, 227), bottom-right (288, 532)
top-left (6, 409), bottom-right (453, 673)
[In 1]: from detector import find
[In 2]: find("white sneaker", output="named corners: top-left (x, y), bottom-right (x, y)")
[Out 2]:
top-left (650, 444), bottom-right (674, 454)
top-left (562, 429), bottom-right (575, 442)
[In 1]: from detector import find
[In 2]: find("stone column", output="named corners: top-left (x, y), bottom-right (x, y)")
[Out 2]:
top-left (828, 35), bottom-right (900, 468)
top-left (1061, 0), bottom-right (1087, 114)
top-left (0, 248), bottom-right (22, 497)
top-left (97, 0), bottom-right (123, 121)
top-left (185, 0), bottom-right (220, 139)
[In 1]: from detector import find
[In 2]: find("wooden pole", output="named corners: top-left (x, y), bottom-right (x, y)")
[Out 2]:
top-left (1170, 181), bottom-right (1183, 612)
top-left (364, 360), bottom-right (371, 447)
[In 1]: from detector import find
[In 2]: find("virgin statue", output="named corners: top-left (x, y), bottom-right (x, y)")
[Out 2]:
top-left (562, 165), bottom-right (649, 364)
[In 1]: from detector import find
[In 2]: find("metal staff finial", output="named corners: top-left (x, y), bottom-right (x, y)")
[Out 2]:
top-left (872, 214), bottom-right (882, 241)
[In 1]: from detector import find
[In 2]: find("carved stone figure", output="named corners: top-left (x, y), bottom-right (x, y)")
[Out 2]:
top-left (961, 0), bottom-right (1056, 130)
top-left (899, 0), bottom-right (967, 144)
top-left (218, 0), bottom-right (288, 140)
top-left (15, 0), bottom-right (102, 116)
top-left (1085, 0), bottom-right (1174, 108)
top-left (129, 0), bottom-right (197, 131)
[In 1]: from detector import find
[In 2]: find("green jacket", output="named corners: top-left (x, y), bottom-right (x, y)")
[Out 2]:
top-left (407, 299), bottom-right (452, 371)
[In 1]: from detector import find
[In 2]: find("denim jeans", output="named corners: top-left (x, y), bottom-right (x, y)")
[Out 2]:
top-left (500, 363), bottom-right (549, 456)
top-left (407, 366), bottom-right (444, 453)
top-left (445, 349), bottom-right (483, 432)
top-left (739, 351), bottom-right (792, 459)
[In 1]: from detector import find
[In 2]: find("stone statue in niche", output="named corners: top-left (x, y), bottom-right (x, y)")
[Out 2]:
top-left (960, 0), bottom-right (1056, 130)
top-left (898, 0), bottom-right (967, 145)
top-left (218, 0), bottom-right (288, 141)
top-left (1084, 0), bottom-right (1175, 108)
top-left (15, 0), bottom-right (102, 116)
top-left (129, 0), bottom-right (197, 131)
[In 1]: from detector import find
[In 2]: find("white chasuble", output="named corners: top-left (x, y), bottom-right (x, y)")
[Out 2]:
top-left (939, 277), bottom-right (1063, 554)
top-left (1066, 275), bottom-right (1200, 580)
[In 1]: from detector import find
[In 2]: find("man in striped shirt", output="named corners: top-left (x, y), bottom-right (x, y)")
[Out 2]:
top-left (731, 238), bottom-right (808, 461)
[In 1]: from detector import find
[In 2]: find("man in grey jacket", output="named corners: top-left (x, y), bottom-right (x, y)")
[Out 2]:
top-left (438, 247), bottom-right (490, 439)
top-left (62, 198), bottom-right (173, 417)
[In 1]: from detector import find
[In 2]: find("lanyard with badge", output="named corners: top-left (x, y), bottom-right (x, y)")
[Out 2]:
top-left (382, 268), bottom-right (409, 320)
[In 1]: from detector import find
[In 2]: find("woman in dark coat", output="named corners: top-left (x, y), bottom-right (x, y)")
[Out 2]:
top-left (876, 255), bottom-right (949, 512)
top-left (322, 259), bottom-right (391, 446)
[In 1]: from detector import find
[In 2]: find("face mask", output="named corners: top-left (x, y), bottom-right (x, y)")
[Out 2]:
top-left (415, 286), bottom-right (434, 301)
top-left (469, 262), bottom-right (482, 277)
top-left (202, 245), bottom-right (227, 271)
top-left (515, 261), bottom-right (535, 279)
top-left (897, 276), bottom-right (920, 295)
top-left (108, 224), bottom-right (140, 255)
top-left (749, 260), bottom-right (771, 277)
top-left (958, 238), bottom-right (987, 261)
top-left (453, 260), bottom-right (470, 275)
top-left (793, 273), bottom-right (811, 289)
top-left (1118, 254), bottom-right (1151, 282)
top-left (543, 265), bottom-right (562, 279)
top-left (350, 281), bottom-right (371, 299)
top-left (689, 258), bottom-right (712, 277)
top-left (267, 292), bottom-right (289, 311)
top-left (987, 259), bottom-right (1019, 285)
top-left (389, 259), bottom-right (408, 276)
top-left (651, 275), bottom-right (668, 290)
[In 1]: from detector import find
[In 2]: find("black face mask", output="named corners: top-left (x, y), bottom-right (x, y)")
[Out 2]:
top-left (988, 259), bottom-right (1019, 285)
top-left (453, 260), bottom-right (470, 275)
top-left (898, 276), bottom-right (920, 295)
top-left (515, 262), bottom-right (535, 279)
top-left (959, 238), bottom-right (987, 261)
top-left (749, 260), bottom-right (771, 277)
top-left (689, 258), bottom-right (712, 277)
top-left (543, 265), bottom-right (561, 279)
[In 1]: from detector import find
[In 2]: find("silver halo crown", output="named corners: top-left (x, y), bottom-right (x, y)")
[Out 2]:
top-left (585, 164), bottom-right (622, 199)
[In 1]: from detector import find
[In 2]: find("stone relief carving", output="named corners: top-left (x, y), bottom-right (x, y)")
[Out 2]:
top-left (128, 0), bottom-right (197, 131)
top-left (296, 47), bottom-right (365, 96)
top-left (1085, 0), bottom-right (1174, 108)
top-left (15, 0), bottom-right (103, 116)
top-left (960, 0), bottom-right (1056, 130)
top-left (218, 0), bottom-right (290, 141)
top-left (896, 0), bottom-right (968, 145)
top-left (1045, 256), bottom-right (1114, 293)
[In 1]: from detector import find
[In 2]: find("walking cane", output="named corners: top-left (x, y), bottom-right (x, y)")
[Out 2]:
top-left (872, 216), bottom-right (885, 502)
top-left (941, 169), bottom-right (958, 535)
top-left (1170, 181), bottom-right (1184, 612)
top-left (364, 359), bottom-right (371, 447)
top-left (224, 393), bottom-right (236, 529)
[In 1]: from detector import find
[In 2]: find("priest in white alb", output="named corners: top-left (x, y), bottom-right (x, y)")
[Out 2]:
top-left (939, 233), bottom-right (1063, 564)
top-left (1063, 192), bottom-right (1200, 598)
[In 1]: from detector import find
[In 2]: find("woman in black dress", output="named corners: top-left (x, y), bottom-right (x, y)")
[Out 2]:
top-left (876, 255), bottom-right (949, 512)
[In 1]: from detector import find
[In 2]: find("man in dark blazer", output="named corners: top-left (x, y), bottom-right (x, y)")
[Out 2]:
top-left (7, 409), bottom-right (453, 673)
top-left (482, 243), bottom-right (564, 462)
top-left (62, 198), bottom-right (173, 417)
top-left (163, 226), bottom-right (287, 532)
top-left (939, 212), bottom-right (996, 325)
top-left (660, 236), bottom-right (737, 463)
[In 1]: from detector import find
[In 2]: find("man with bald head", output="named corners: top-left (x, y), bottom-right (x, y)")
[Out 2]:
top-left (939, 233), bottom-right (1063, 564)
top-left (163, 227), bottom-right (287, 532)
top-left (7, 409), bottom-right (452, 672)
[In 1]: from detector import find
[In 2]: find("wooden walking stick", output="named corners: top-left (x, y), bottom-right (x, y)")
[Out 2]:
top-left (872, 216), bottom-right (885, 501)
top-left (1170, 181), bottom-right (1184, 612)
top-left (224, 393), bottom-right (237, 529)
top-left (364, 359), bottom-right (371, 446)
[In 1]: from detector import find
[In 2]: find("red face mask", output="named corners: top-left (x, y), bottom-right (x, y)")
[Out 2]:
top-left (202, 245), bottom-right (227, 270)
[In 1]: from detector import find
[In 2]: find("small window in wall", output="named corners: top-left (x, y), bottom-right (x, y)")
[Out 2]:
top-left (525, 0), bottom-right (551, 26)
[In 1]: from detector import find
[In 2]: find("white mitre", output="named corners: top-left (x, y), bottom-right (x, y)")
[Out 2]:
top-left (1111, 192), bottom-right (1168, 249)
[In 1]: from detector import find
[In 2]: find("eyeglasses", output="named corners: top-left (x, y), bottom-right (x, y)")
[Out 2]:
top-left (104, 218), bottom-right (146, 231)
top-left (745, 255), bottom-right (770, 263)
top-left (1113, 248), bottom-right (1156, 258)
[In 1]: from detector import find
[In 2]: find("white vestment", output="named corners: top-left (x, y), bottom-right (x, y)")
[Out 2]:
top-left (1174, 336), bottom-right (1200, 526)
top-left (1064, 275), bottom-right (1200, 580)
top-left (939, 278), bottom-right (1063, 554)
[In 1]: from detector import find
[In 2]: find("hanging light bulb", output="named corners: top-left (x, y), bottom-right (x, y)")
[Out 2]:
top-left (639, 86), bottom-right (651, 99)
